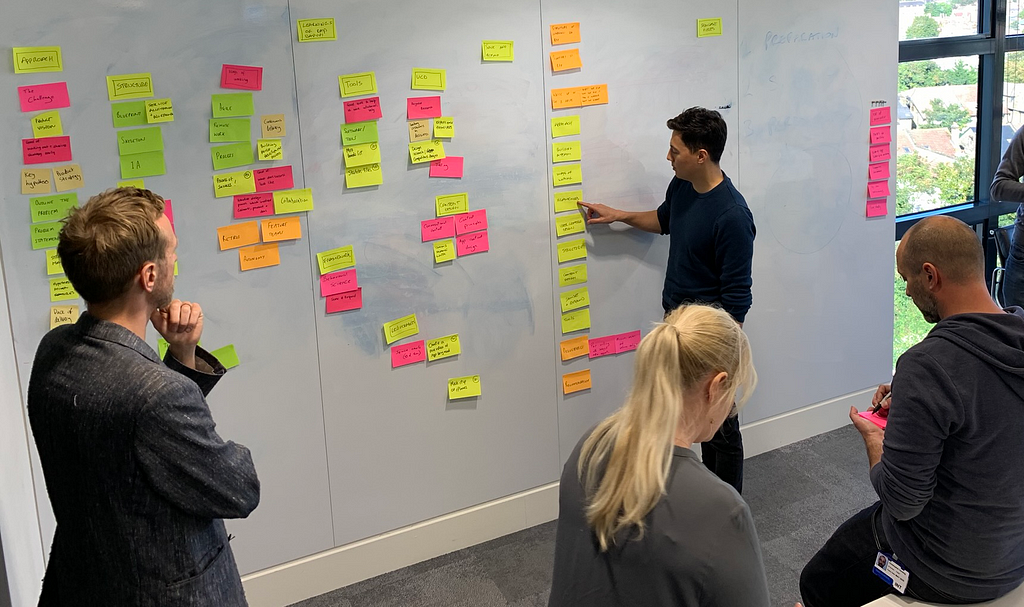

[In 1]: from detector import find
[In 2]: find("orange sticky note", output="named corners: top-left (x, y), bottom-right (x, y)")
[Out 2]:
top-left (260, 216), bottom-right (302, 242)
top-left (563, 369), bottom-right (592, 395)
top-left (580, 84), bottom-right (608, 106)
top-left (550, 49), bottom-right (582, 72)
top-left (551, 86), bottom-right (582, 109)
top-left (550, 22), bottom-right (581, 45)
top-left (239, 243), bottom-right (280, 271)
top-left (217, 221), bottom-right (260, 250)
top-left (560, 335), bottom-right (589, 361)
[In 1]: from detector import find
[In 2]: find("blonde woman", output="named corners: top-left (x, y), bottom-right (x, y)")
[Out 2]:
top-left (548, 304), bottom-right (768, 606)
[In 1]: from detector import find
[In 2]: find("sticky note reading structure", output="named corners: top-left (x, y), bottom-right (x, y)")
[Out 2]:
top-left (32, 111), bottom-right (63, 138)
top-left (697, 18), bottom-right (723, 37)
top-left (553, 164), bottom-right (583, 186)
top-left (551, 115), bottom-right (580, 138)
top-left (410, 140), bottom-right (446, 164)
top-left (214, 170), bottom-right (257, 198)
top-left (120, 151), bottom-right (166, 179)
top-left (434, 239), bottom-right (456, 263)
top-left (426, 334), bottom-right (461, 361)
top-left (561, 308), bottom-right (591, 334)
top-left (482, 41), bottom-right (514, 61)
top-left (448, 375), bottom-right (481, 400)
top-left (239, 243), bottom-right (280, 271)
top-left (316, 245), bottom-right (355, 275)
top-left (436, 193), bottom-right (469, 216)
top-left (384, 313), bottom-right (419, 345)
top-left (13, 47), bottom-right (62, 73)
top-left (339, 72), bottom-right (377, 97)
top-left (554, 190), bottom-right (583, 213)
top-left (559, 263), bottom-right (588, 287)
top-left (411, 68), bottom-right (446, 91)
top-left (50, 305), bottom-right (79, 329)
top-left (563, 369), bottom-right (592, 395)
top-left (550, 22), bottom-right (581, 45)
top-left (106, 73), bottom-right (153, 100)
top-left (558, 238), bottom-right (587, 263)
top-left (345, 164), bottom-right (383, 188)
top-left (297, 18), bottom-right (337, 41)
top-left (212, 93), bottom-right (254, 118)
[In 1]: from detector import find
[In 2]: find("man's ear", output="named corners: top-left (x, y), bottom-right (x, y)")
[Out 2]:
top-left (922, 262), bottom-right (941, 291)
top-left (140, 261), bottom-right (157, 294)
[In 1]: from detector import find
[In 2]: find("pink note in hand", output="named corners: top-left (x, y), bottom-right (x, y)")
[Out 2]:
top-left (430, 156), bottom-right (464, 178)
top-left (254, 166), bottom-right (293, 192)
top-left (391, 340), bottom-right (426, 368)
top-left (867, 180), bottom-right (890, 198)
top-left (455, 209), bottom-right (487, 235)
top-left (421, 217), bottom-right (455, 241)
top-left (869, 126), bottom-right (892, 145)
top-left (866, 199), bottom-right (888, 218)
top-left (588, 336), bottom-right (617, 359)
top-left (320, 269), bottom-right (359, 297)
top-left (326, 288), bottom-right (362, 314)
top-left (164, 199), bottom-right (174, 231)
top-left (344, 97), bottom-right (382, 123)
top-left (221, 64), bottom-right (263, 90)
top-left (868, 162), bottom-right (890, 181)
top-left (869, 144), bottom-right (891, 163)
top-left (233, 193), bottom-right (275, 218)
top-left (456, 231), bottom-right (489, 256)
top-left (18, 82), bottom-right (70, 112)
top-left (407, 96), bottom-right (442, 120)
top-left (869, 106), bottom-right (891, 126)
top-left (614, 330), bottom-right (641, 353)
top-left (859, 409), bottom-right (888, 428)
top-left (22, 136), bottom-right (72, 164)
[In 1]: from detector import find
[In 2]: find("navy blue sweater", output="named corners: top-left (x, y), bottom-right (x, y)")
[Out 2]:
top-left (655, 175), bottom-right (755, 322)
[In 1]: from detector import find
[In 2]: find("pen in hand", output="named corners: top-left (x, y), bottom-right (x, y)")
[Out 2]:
top-left (872, 391), bottom-right (892, 414)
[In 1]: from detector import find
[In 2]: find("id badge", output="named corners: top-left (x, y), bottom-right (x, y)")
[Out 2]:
top-left (872, 551), bottom-right (910, 593)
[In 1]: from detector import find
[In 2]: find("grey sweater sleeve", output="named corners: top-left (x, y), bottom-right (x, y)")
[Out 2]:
top-left (699, 502), bottom-right (771, 606)
top-left (990, 127), bottom-right (1024, 202)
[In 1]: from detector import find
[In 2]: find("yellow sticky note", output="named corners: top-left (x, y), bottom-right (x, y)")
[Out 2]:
top-left (433, 117), bottom-right (454, 138)
top-left (411, 68), bottom-right (446, 91)
top-left (13, 47), bottom-right (62, 73)
top-left (409, 120), bottom-right (431, 142)
top-left (436, 193), bottom-right (469, 217)
top-left (46, 248), bottom-right (63, 275)
top-left (213, 170), bottom-right (256, 198)
top-left (257, 139), bottom-right (284, 161)
top-left (53, 164), bottom-right (83, 193)
top-left (559, 263), bottom-right (587, 287)
top-left (448, 375), bottom-right (481, 400)
top-left (557, 238), bottom-right (587, 263)
top-left (426, 334), bottom-right (461, 361)
top-left (261, 114), bottom-right (286, 138)
top-left (217, 221), bottom-right (260, 251)
top-left (554, 190), bottom-right (583, 213)
top-left (316, 245), bottom-right (355, 274)
top-left (273, 189), bottom-right (314, 214)
top-left (145, 98), bottom-right (174, 123)
top-left (434, 239), bottom-right (456, 263)
top-left (409, 139), bottom-right (446, 164)
top-left (560, 335), bottom-right (589, 361)
top-left (553, 164), bottom-right (583, 187)
top-left (343, 142), bottom-right (381, 168)
top-left (563, 369), bottom-right (592, 395)
top-left (118, 179), bottom-right (145, 188)
top-left (50, 304), bottom-right (79, 329)
top-left (239, 243), bottom-right (281, 271)
top-left (49, 277), bottom-right (78, 302)
top-left (384, 313), bottom-right (419, 345)
top-left (560, 287), bottom-right (590, 312)
top-left (550, 22), bottom-right (581, 45)
top-left (174, 260), bottom-right (178, 276)
top-left (550, 48), bottom-right (582, 72)
top-left (561, 308), bottom-right (591, 334)
top-left (551, 115), bottom-right (580, 138)
top-left (556, 212), bottom-right (587, 237)
top-left (32, 111), bottom-right (63, 138)
top-left (697, 17), bottom-right (723, 37)
top-left (22, 168), bottom-right (52, 195)
top-left (345, 163), bottom-right (383, 188)
top-left (106, 73), bottom-right (154, 101)
top-left (261, 216), bottom-right (303, 242)
top-left (481, 40), bottom-right (514, 61)
top-left (552, 141), bottom-right (582, 163)
top-left (297, 18), bottom-right (337, 42)
top-left (339, 72), bottom-right (377, 97)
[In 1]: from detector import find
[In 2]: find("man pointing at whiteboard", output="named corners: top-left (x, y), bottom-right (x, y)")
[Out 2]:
top-left (579, 107), bottom-right (756, 493)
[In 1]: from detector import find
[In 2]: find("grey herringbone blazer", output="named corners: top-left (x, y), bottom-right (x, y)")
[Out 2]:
top-left (27, 314), bottom-right (260, 606)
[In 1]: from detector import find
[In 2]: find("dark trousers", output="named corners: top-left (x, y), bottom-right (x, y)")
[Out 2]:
top-left (800, 502), bottom-right (974, 607)
top-left (700, 413), bottom-right (743, 493)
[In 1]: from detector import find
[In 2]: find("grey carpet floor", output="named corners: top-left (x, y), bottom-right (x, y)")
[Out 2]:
top-left (292, 426), bottom-right (877, 607)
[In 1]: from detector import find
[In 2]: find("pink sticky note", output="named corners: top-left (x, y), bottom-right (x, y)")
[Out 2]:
top-left (869, 106), bottom-right (891, 126)
top-left (320, 269), bottom-right (359, 297)
top-left (456, 231), bottom-right (489, 256)
top-left (220, 64), bottom-right (263, 91)
top-left (614, 330), bottom-right (642, 353)
top-left (455, 209), bottom-right (487, 235)
top-left (858, 410), bottom-right (887, 428)
top-left (407, 96), bottom-right (442, 120)
top-left (421, 217), bottom-right (456, 242)
top-left (869, 144), bottom-right (891, 163)
top-left (163, 199), bottom-right (174, 231)
top-left (429, 156), bottom-right (464, 178)
top-left (22, 136), bottom-right (72, 165)
top-left (18, 82), bottom-right (71, 112)
top-left (343, 97), bottom-right (382, 123)
top-left (391, 340), bottom-right (426, 368)
top-left (867, 180), bottom-right (890, 198)
top-left (868, 162), bottom-right (890, 181)
top-left (588, 336), bottom-right (617, 359)
top-left (254, 166), bottom-right (294, 192)
top-left (866, 199), bottom-right (888, 218)
top-left (233, 193), bottom-right (275, 218)
top-left (326, 288), bottom-right (362, 314)
top-left (869, 126), bottom-right (892, 145)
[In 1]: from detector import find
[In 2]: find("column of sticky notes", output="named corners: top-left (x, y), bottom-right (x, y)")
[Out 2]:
top-left (341, 71), bottom-right (383, 189)
top-left (867, 104), bottom-right (893, 218)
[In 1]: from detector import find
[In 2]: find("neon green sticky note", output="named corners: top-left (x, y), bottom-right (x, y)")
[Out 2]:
top-left (411, 68), bottom-right (446, 91)
top-left (433, 117), bottom-right (454, 138)
top-left (559, 263), bottom-right (587, 287)
top-left (46, 248), bottom-right (63, 275)
top-left (409, 140), bottom-right (446, 164)
top-left (106, 73), bottom-right (153, 100)
top-left (31, 221), bottom-right (62, 250)
top-left (213, 170), bottom-right (256, 198)
top-left (384, 313), bottom-right (419, 345)
top-left (339, 72), bottom-right (377, 97)
top-left (343, 142), bottom-right (381, 168)
top-left (32, 111), bottom-right (63, 137)
top-left (273, 189), bottom-right (314, 214)
top-left (145, 98), bottom-right (174, 123)
top-left (117, 127), bottom-right (163, 156)
top-left (13, 47), bottom-right (62, 73)
top-left (211, 142), bottom-right (254, 170)
top-left (210, 118), bottom-right (251, 143)
top-left (448, 375), bottom-right (481, 400)
top-left (174, 260), bottom-right (178, 276)
top-left (342, 121), bottom-right (379, 146)
top-left (210, 344), bottom-right (241, 369)
top-left (551, 115), bottom-right (580, 138)
top-left (426, 334), bottom-right (461, 361)
top-left (481, 40), bottom-right (514, 61)
top-left (49, 277), bottom-right (78, 302)
top-left (554, 190), bottom-right (583, 213)
top-left (212, 93), bottom-right (254, 118)
top-left (555, 212), bottom-right (586, 237)
top-left (257, 139), bottom-right (283, 161)
top-left (112, 101), bottom-right (148, 128)
top-left (553, 163), bottom-right (583, 186)
top-left (552, 141), bottom-right (582, 163)
top-left (158, 338), bottom-right (169, 359)
top-left (557, 238), bottom-right (587, 263)
top-left (316, 245), bottom-right (355, 275)
top-left (697, 17), bottom-right (723, 37)
top-left (561, 308), bottom-right (591, 334)
top-left (120, 150), bottom-right (166, 179)
top-left (560, 287), bottom-right (590, 312)
top-left (345, 163), bottom-right (383, 188)
top-left (117, 179), bottom-right (145, 188)
top-left (30, 193), bottom-right (78, 224)
top-left (297, 18), bottom-right (337, 42)
top-left (434, 239), bottom-right (456, 263)
top-left (435, 193), bottom-right (469, 217)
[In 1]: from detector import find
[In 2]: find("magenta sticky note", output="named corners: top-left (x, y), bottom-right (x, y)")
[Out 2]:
top-left (869, 126), bottom-right (892, 145)
top-left (22, 136), bottom-right (72, 164)
top-left (326, 288), bottom-right (363, 314)
top-left (867, 180), bottom-right (890, 198)
top-left (18, 82), bottom-right (70, 112)
top-left (869, 107), bottom-right (891, 126)
top-left (858, 410), bottom-right (887, 428)
top-left (320, 269), bottom-right (359, 297)
top-left (407, 96), bottom-right (442, 120)
top-left (588, 336), bottom-right (617, 359)
top-left (220, 64), bottom-right (263, 91)
top-left (429, 156), bottom-right (464, 178)
top-left (866, 199), bottom-right (888, 218)
top-left (343, 97), bottom-right (382, 123)
top-left (869, 144), bottom-right (891, 163)
top-left (233, 193), bottom-right (275, 219)
top-left (163, 199), bottom-right (174, 230)
top-left (868, 162), bottom-right (890, 181)
top-left (254, 165), bottom-right (293, 192)
top-left (391, 340), bottom-right (426, 368)
top-left (614, 330), bottom-right (642, 353)
top-left (455, 209), bottom-right (487, 235)
top-left (421, 217), bottom-right (455, 242)
top-left (456, 231), bottom-right (489, 256)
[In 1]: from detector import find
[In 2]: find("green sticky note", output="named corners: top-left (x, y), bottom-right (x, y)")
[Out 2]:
top-left (213, 170), bottom-right (256, 198)
top-left (211, 142), bottom-right (254, 171)
top-left (46, 248), bottom-right (64, 275)
top-left (481, 40), bottom-right (514, 62)
top-left (339, 72), bottom-right (377, 97)
top-left (212, 93), bottom-right (254, 118)
top-left (697, 17), bottom-right (723, 37)
top-left (32, 111), bottom-right (63, 137)
top-left (13, 46), bottom-right (63, 74)
top-left (435, 193), bottom-right (469, 217)
top-left (557, 238), bottom-right (587, 263)
top-left (316, 245), bottom-right (355, 275)
top-left (120, 150), bottom-right (166, 179)
top-left (433, 239), bottom-right (456, 263)
top-left (551, 115), bottom-right (580, 138)
top-left (561, 308), bottom-right (591, 334)
top-left (426, 334), bottom-right (461, 361)
top-left (560, 287), bottom-right (590, 312)
top-left (342, 121), bottom-right (379, 146)
top-left (447, 375), bottom-right (481, 400)
top-left (554, 190), bottom-right (583, 213)
top-left (210, 344), bottom-right (241, 369)
top-left (112, 101), bottom-right (148, 128)
top-left (345, 163), bottom-right (383, 188)
top-left (555, 212), bottom-right (587, 237)
top-left (145, 98), bottom-right (174, 123)
top-left (411, 68), bottom-right (446, 91)
top-left (383, 313), bottom-right (419, 345)
top-left (158, 338), bottom-right (169, 359)
top-left (433, 117), bottom-right (454, 138)
top-left (31, 221), bottom-right (63, 250)
top-left (117, 179), bottom-right (145, 188)
top-left (30, 192), bottom-right (78, 224)
top-left (297, 18), bottom-right (337, 42)
top-left (49, 277), bottom-right (78, 302)
top-left (273, 189), bottom-right (314, 213)
top-left (257, 139), bottom-right (283, 161)
top-left (117, 127), bottom-right (163, 156)
top-left (552, 141), bottom-right (582, 163)
top-left (553, 163), bottom-right (583, 187)
top-left (559, 263), bottom-right (587, 287)
top-left (210, 118), bottom-right (251, 143)
top-left (106, 73), bottom-right (154, 100)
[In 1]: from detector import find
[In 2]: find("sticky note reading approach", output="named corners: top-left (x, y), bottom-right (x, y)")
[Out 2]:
top-left (320, 269), bottom-right (358, 297)
top-left (217, 221), bottom-right (260, 250)
top-left (869, 162), bottom-right (890, 181)
top-left (213, 170), bottom-right (257, 198)
top-left (560, 287), bottom-right (590, 313)
top-left (556, 212), bottom-right (586, 237)
top-left (392, 340), bottom-right (426, 368)
top-left (436, 193), bottom-right (469, 216)
top-left (258, 139), bottom-right (284, 161)
top-left (866, 199), bottom-right (888, 218)
top-left (552, 141), bottom-right (582, 163)
top-left (561, 308), bottom-right (591, 334)
top-left (561, 335), bottom-right (589, 361)
top-left (558, 238), bottom-right (587, 263)
top-left (118, 127), bottom-right (163, 156)
top-left (559, 263), bottom-right (587, 287)
top-left (327, 288), bottom-right (363, 314)
top-left (456, 231), bottom-right (489, 256)
top-left (297, 18), bottom-right (336, 41)
top-left (448, 375), bottom-right (481, 400)
top-left (408, 96), bottom-right (442, 120)
top-left (697, 17), bottom-right (723, 37)
top-left (13, 47), bottom-right (62, 73)
top-left (422, 217), bottom-right (456, 242)
top-left (408, 120), bottom-right (431, 142)
top-left (482, 41), bottom-right (514, 61)
top-left (344, 97), bottom-right (382, 123)
top-left (433, 117), bottom-right (454, 138)
top-left (869, 144), bottom-right (891, 163)
top-left (32, 111), bottom-right (62, 137)
top-left (434, 239), bottom-right (456, 263)
top-left (239, 243), bottom-right (281, 271)
top-left (210, 344), bottom-right (241, 369)
top-left (455, 209), bottom-right (487, 235)
top-left (23, 136), bottom-right (72, 165)
top-left (554, 190), bottom-right (583, 213)
top-left (118, 179), bottom-right (145, 188)
top-left (213, 93), bottom-right (254, 118)
top-left (273, 189), bottom-right (314, 214)
top-left (426, 334), bottom-right (461, 361)
top-left (345, 164), bottom-right (383, 188)
top-left (411, 68), bottom-right (446, 91)
top-left (550, 22), bottom-right (581, 45)
top-left (870, 126), bottom-right (892, 145)
top-left (210, 118), bottom-right (250, 143)
top-left (255, 165), bottom-right (294, 192)
top-left (551, 116), bottom-right (580, 138)
top-left (106, 73), bottom-right (153, 100)
top-left (32, 222), bottom-right (62, 250)
top-left (22, 168), bottom-right (52, 195)
top-left (30, 193), bottom-right (77, 224)
top-left (553, 164), bottom-right (583, 187)
top-left (145, 98), bottom-right (174, 123)
top-left (343, 142), bottom-right (381, 168)
top-left (46, 249), bottom-right (64, 275)
top-left (384, 313), bottom-right (419, 345)
top-left (211, 142), bottom-right (254, 171)
top-left (18, 82), bottom-right (71, 112)
top-left (867, 180), bottom-right (890, 198)
top-left (50, 305), bottom-right (79, 329)
top-left (339, 72), bottom-right (377, 97)
top-left (410, 140), bottom-right (446, 164)
top-left (120, 150), bottom-right (166, 179)
top-left (233, 193), bottom-right (274, 219)
top-left (563, 369), bottom-right (592, 395)
top-left (53, 164), bottom-right (83, 192)
top-left (50, 277), bottom-right (78, 302)
top-left (870, 106), bottom-right (892, 126)
top-left (112, 101), bottom-right (148, 128)
top-left (316, 245), bottom-right (355, 275)
top-left (221, 64), bottom-right (263, 91)
top-left (342, 121), bottom-right (379, 146)
top-left (261, 216), bottom-right (302, 242)
top-left (261, 114), bottom-right (286, 138)
top-left (550, 49), bottom-right (582, 72)
top-left (430, 156), bottom-right (464, 178)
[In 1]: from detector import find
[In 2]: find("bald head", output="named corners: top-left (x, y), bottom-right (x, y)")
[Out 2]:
top-left (898, 216), bottom-right (984, 285)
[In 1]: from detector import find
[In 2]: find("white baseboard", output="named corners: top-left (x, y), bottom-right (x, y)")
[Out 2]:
top-left (742, 388), bottom-right (874, 458)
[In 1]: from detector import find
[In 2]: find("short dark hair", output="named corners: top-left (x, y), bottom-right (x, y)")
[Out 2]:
top-left (666, 107), bottom-right (727, 163)
top-left (58, 188), bottom-right (166, 304)
top-left (901, 215), bottom-right (984, 284)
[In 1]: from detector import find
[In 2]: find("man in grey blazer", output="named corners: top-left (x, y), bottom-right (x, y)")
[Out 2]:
top-left (27, 187), bottom-right (260, 606)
